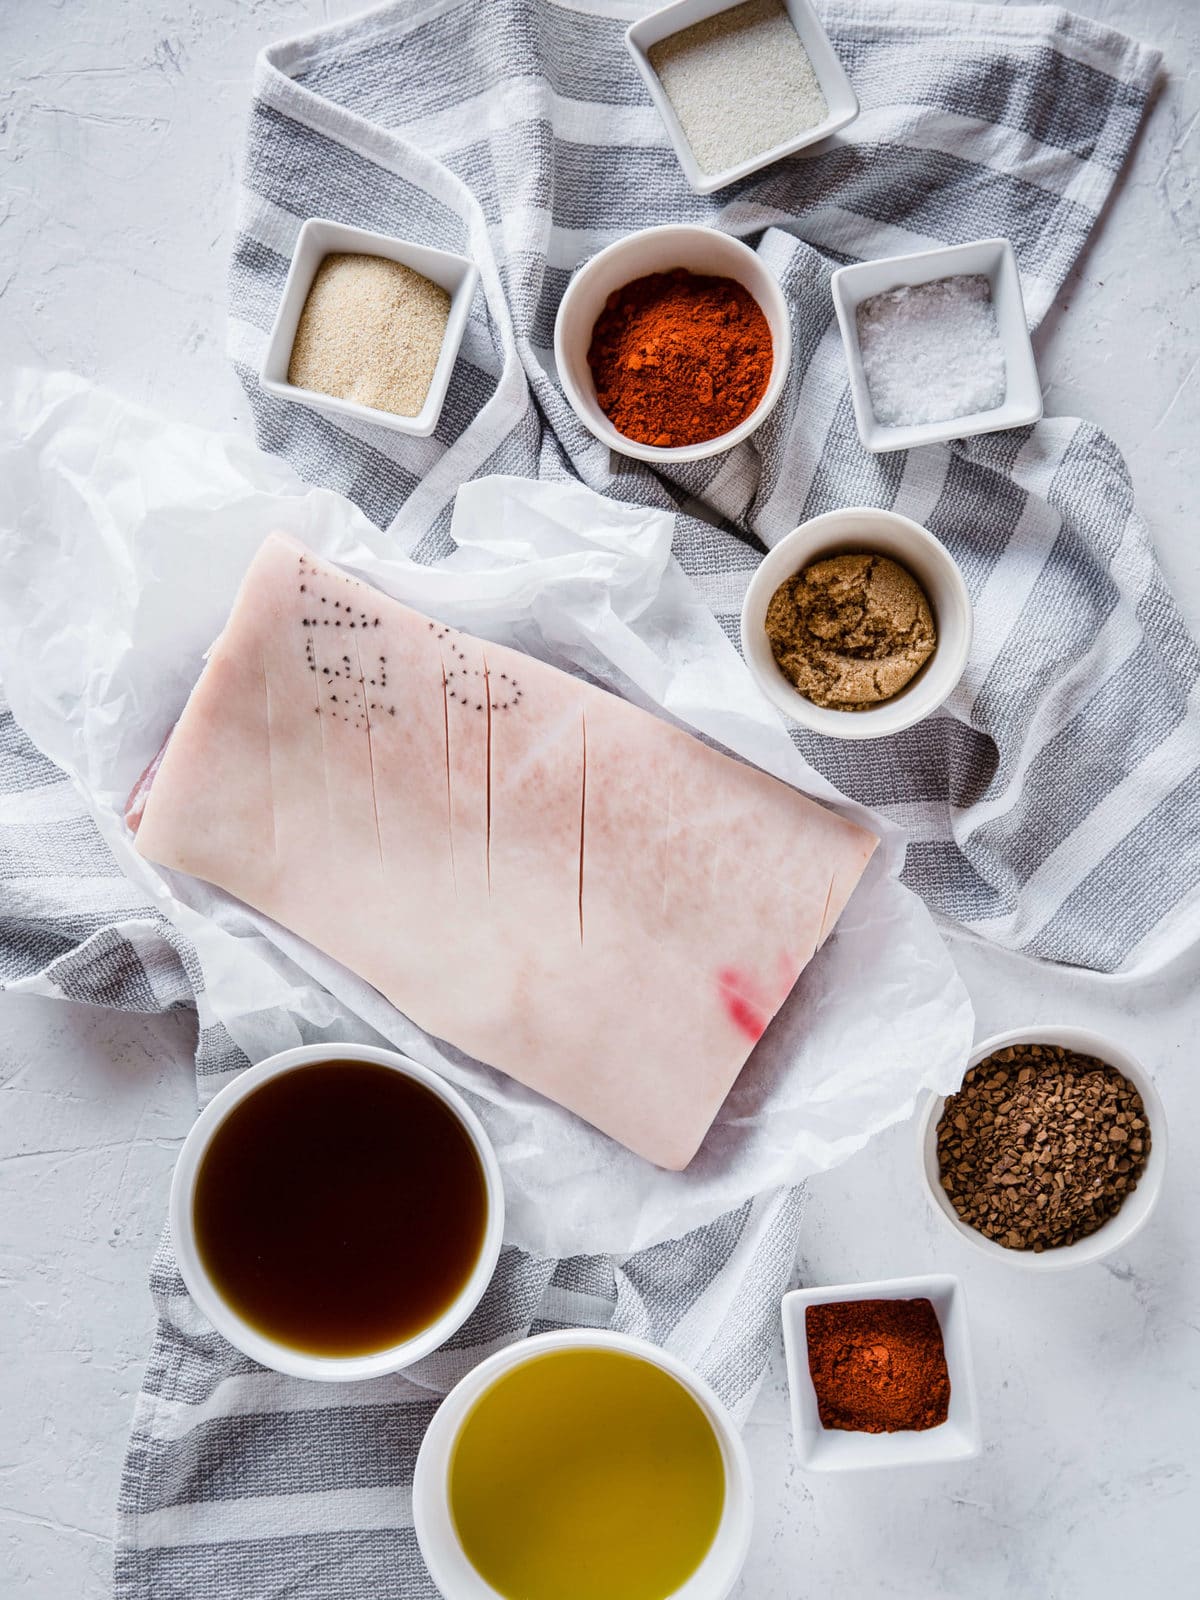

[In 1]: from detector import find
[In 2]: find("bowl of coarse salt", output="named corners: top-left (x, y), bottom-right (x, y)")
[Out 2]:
top-left (830, 238), bottom-right (1043, 453)
top-left (626, 0), bottom-right (859, 195)
top-left (260, 217), bottom-right (479, 439)
top-left (918, 1025), bottom-right (1168, 1272)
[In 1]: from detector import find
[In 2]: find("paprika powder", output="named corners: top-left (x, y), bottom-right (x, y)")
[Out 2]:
top-left (586, 267), bottom-right (772, 448)
top-left (805, 1298), bottom-right (951, 1433)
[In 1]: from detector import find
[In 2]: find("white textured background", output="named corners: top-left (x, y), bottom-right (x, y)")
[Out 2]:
top-left (1, 1), bottom-right (1198, 1596)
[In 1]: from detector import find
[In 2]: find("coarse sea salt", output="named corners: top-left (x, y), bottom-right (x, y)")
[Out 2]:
top-left (648, 0), bottom-right (828, 177)
top-left (856, 274), bottom-right (1007, 428)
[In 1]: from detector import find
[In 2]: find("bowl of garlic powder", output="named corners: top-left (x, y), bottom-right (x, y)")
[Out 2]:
top-left (260, 217), bottom-right (479, 438)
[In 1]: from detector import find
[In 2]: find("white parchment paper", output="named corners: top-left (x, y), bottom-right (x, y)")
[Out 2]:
top-left (0, 371), bottom-right (974, 1256)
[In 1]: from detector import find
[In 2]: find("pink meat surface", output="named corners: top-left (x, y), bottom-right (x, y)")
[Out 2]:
top-left (133, 534), bottom-right (878, 1168)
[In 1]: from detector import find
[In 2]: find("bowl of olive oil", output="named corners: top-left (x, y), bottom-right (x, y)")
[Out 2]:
top-left (413, 1329), bottom-right (753, 1599)
top-left (169, 1043), bottom-right (504, 1381)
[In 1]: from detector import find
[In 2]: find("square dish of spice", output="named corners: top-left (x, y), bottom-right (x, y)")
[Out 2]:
top-left (260, 217), bottom-right (479, 439)
top-left (626, 0), bottom-right (858, 194)
top-left (781, 1275), bottom-right (981, 1471)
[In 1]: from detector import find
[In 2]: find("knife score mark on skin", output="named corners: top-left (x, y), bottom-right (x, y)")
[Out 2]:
top-left (440, 659), bottom-right (457, 894)
top-left (815, 873), bottom-right (837, 949)
top-left (353, 636), bottom-right (385, 871)
top-left (483, 654), bottom-right (493, 893)
top-left (259, 649), bottom-right (279, 860)
top-left (578, 710), bottom-right (587, 945)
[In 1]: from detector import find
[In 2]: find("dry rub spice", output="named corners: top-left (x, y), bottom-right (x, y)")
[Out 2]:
top-left (587, 268), bottom-right (772, 448)
top-left (806, 1298), bottom-right (950, 1434)
top-left (764, 552), bottom-right (936, 710)
top-left (288, 252), bottom-right (450, 419)
top-left (937, 1044), bottom-right (1152, 1252)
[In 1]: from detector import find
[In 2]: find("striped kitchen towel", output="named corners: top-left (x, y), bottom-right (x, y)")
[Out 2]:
top-left (226, 0), bottom-right (1194, 976)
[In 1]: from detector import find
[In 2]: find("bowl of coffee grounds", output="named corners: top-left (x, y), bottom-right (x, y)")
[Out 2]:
top-left (919, 1026), bottom-right (1167, 1271)
top-left (740, 506), bottom-right (972, 739)
top-left (782, 1274), bottom-right (981, 1471)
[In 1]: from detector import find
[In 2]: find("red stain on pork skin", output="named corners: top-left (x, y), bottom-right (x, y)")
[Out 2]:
top-left (717, 967), bottom-right (769, 1041)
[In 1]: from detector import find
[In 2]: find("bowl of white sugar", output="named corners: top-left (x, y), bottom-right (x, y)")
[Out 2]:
top-left (830, 238), bottom-right (1043, 454)
top-left (626, 0), bottom-right (859, 195)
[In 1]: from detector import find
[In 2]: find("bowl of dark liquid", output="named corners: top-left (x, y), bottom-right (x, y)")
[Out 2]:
top-left (169, 1044), bottom-right (504, 1380)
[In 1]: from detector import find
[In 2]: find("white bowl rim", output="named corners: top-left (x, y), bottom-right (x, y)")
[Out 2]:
top-left (412, 1326), bottom-right (754, 1600)
top-left (259, 215), bottom-right (480, 439)
top-left (739, 505), bottom-right (974, 740)
top-left (169, 1041), bottom-right (505, 1380)
top-left (917, 1024), bottom-right (1167, 1272)
top-left (624, 0), bottom-right (860, 196)
top-left (553, 222), bottom-right (793, 464)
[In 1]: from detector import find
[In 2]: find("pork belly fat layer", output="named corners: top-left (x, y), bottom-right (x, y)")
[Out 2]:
top-left (133, 534), bottom-right (878, 1169)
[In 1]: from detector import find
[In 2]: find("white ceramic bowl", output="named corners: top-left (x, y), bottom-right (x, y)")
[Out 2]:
top-left (260, 217), bottom-right (479, 438)
top-left (169, 1043), bottom-right (504, 1381)
top-left (830, 237), bottom-right (1043, 453)
top-left (412, 1328), bottom-right (754, 1599)
top-left (739, 506), bottom-right (973, 739)
top-left (625, 0), bottom-right (859, 195)
top-left (554, 223), bottom-right (792, 464)
top-left (918, 1025), bottom-right (1167, 1272)
top-left (781, 1274), bottom-right (981, 1472)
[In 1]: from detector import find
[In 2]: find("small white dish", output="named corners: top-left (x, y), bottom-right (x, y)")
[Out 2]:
top-left (782, 1275), bottom-right (981, 1472)
top-left (554, 222), bottom-right (791, 464)
top-left (830, 237), bottom-right (1043, 453)
top-left (918, 1025), bottom-right (1167, 1272)
top-left (169, 1043), bottom-right (504, 1381)
top-left (739, 506), bottom-right (973, 739)
top-left (260, 217), bottom-right (479, 438)
top-left (413, 1328), bottom-right (754, 1599)
top-left (626, 0), bottom-right (859, 195)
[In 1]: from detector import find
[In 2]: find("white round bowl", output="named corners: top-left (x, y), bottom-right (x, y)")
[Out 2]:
top-left (918, 1025), bottom-right (1167, 1272)
top-left (740, 506), bottom-right (973, 740)
top-left (554, 223), bottom-right (792, 464)
top-left (413, 1328), bottom-right (754, 1600)
top-left (169, 1043), bottom-right (504, 1380)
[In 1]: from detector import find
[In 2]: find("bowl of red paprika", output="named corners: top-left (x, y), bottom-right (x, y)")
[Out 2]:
top-left (554, 224), bottom-right (792, 463)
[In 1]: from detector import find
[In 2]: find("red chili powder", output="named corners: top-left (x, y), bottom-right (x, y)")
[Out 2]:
top-left (586, 267), bottom-right (773, 449)
top-left (805, 1298), bottom-right (951, 1433)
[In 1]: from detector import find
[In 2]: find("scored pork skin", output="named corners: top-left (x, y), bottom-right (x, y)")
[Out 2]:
top-left (133, 534), bottom-right (878, 1169)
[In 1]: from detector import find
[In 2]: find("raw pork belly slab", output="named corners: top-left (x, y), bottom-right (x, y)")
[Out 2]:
top-left (133, 535), bottom-right (878, 1168)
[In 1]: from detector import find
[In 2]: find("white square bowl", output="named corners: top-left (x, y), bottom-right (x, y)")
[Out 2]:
top-left (260, 217), bottom-right (479, 438)
top-left (830, 237), bottom-right (1043, 453)
top-left (626, 0), bottom-right (859, 195)
top-left (781, 1274), bottom-right (982, 1471)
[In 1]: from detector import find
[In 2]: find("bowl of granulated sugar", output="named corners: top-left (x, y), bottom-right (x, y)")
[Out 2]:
top-left (831, 237), bottom-right (1043, 453)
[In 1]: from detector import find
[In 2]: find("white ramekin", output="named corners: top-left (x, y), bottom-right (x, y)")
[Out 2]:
top-left (917, 1025), bottom-right (1167, 1272)
top-left (625, 0), bottom-right (859, 196)
top-left (169, 1042), bottom-right (504, 1380)
top-left (739, 506), bottom-right (973, 739)
top-left (260, 217), bottom-right (479, 438)
top-left (781, 1274), bottom-right (981, 1471)
top-left (412, 1328), bottom-right (754, 1599)
top-left (554, 223), bottom-right (792, 464)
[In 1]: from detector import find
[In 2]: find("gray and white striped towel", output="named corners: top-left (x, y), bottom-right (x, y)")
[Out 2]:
top-left (229, 0), bottom-right (1192, 976)
top-left (0, 2), bottom-right (1184, 1596)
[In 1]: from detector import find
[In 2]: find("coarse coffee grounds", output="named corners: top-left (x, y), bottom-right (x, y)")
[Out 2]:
top-left (805, 1298), bottom-right (951, 1433)
top-left (937, 1043), bottom-right (1151, 1252)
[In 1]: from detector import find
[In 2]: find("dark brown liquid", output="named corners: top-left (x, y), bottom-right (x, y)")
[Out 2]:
top-left (193, 1060), bottom-right (488, 1356)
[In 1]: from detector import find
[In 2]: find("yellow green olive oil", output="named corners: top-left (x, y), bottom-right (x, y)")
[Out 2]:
top-left (193, 1060), bottom-right (487, 1355)
top-left (448, 1348), bottom-right (725, 1600)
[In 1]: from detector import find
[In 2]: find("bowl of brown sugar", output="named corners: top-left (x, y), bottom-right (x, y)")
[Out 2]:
top-left (919, 1025), bottom-right (1167, 1271)
top-left (740, 506), bottom-right (973, 739)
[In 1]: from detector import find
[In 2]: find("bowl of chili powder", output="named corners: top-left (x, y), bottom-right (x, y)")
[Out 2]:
top-left (781, 1274), bottom-right (981, 1471)
top-left (554, 223), bottom-right (792, 462)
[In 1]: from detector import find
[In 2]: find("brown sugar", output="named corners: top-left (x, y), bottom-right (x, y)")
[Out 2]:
top-left (764, 552), bottom-right (936, 710)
